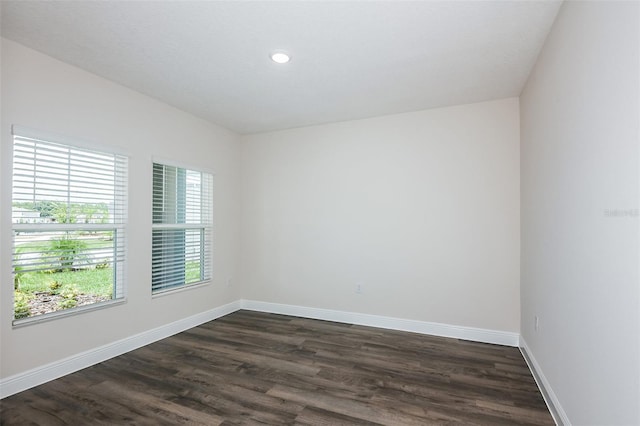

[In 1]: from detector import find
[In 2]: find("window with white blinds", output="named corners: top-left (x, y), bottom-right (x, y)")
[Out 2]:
top-left (11, 128), bottom-right (127, 322)
top-left (152, 162), bottom-right (212, 293)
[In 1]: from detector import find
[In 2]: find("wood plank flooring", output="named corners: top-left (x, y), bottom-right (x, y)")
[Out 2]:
top-left (0, 311), bottom-right (554, 425)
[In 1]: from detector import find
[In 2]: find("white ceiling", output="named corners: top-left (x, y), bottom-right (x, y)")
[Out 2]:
top-left (0, 1), bottom-right (562, 135)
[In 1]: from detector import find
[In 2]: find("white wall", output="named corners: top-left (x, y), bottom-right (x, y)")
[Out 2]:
top-left (240, 98), bottom-right (520, 332)
top-left (520, 1), bottom-right (640, 425)
top-left (0, 39), bottom-right (241, 378)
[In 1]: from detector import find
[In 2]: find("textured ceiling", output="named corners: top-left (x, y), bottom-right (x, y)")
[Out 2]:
top-left (0, 1), bottom-right (562, 134)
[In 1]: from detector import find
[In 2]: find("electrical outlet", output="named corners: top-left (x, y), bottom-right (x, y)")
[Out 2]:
top-left (355, 283), bottom-right (363, 294)
top-left (534, 315), bottom-right (539, 332)
top-left (227, 277), bottom-right (233, 288)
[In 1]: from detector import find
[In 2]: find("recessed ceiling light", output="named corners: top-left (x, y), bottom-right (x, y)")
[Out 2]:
top-left (271, 51), bottom-right (290, 64)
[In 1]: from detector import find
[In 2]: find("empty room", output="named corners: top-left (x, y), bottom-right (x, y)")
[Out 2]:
top-left (0, 1), bottom-right (638, 425)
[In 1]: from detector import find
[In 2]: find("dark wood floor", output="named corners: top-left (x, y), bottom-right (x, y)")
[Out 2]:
top-left (0, 311), bottom-right (554, 425)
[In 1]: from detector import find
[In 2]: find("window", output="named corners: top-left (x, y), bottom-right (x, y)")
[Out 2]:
top-left (152, 162), bottom-right (212, 293)
top-left (11, 128), bottom-right (127, 322)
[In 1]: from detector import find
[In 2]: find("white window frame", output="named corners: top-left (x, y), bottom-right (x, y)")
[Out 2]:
top-left (151, 160), bottom-right (213, 295)
top-left (11, 126), bottom-right (127, 325)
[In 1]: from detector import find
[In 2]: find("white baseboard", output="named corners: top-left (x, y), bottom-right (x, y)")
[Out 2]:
top-left (240, 299), bottom-right (520, 347)
top-left (0, 300), bottom-right (241, 399)
top-left (1, 299), bottom-right (521, 399)
top-left (519, 337), bottom-right (570, 426)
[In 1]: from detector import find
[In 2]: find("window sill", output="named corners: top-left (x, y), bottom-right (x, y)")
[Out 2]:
top-left (12, 298), bottom-right (127, 329)
top-left (151, 280), bottom-right (211, 299)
